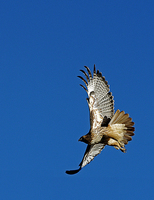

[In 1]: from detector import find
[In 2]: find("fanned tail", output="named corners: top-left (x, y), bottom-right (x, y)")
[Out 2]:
top-left (108, 109), bottom-right (135, 152)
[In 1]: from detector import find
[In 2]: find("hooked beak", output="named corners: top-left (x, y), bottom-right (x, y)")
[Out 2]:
top-left (78, 137), bottom-right (83, 142)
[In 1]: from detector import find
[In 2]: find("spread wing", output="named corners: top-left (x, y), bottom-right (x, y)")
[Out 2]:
top-left (65, 143), bottom-right (105, 175)
top-left (78, 65), bottom-right (114, 129)
top-left (79, 143), bottom-right (105, 168)
top-left (66, 65), bottom-right (114, 175)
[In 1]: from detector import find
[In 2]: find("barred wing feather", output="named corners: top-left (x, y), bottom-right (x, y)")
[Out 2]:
top-left (65, 143), bottom-right (105, 175)
top-left (79, 143), bottom-right (105, 168)
top-left (78, 65), bottom-right (114, 126)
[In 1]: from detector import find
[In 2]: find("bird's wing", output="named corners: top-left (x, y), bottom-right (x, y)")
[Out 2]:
top-left (79, 143), bottom-right (105, 168)
top-left (78, 65), bottom-right (114, 129)
top-left (65, 143), bottom-right (105, 175)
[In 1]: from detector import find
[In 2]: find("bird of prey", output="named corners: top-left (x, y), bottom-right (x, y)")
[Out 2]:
top-left (66, 65), bottom-right (135, 175)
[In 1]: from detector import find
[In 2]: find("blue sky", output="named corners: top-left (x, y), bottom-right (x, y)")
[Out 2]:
top-left (0, 0), bottom-right (154, 199)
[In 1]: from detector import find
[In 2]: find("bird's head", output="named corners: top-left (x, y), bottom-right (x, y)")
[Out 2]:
top-left (78, 135), bottom-right (91, 144)
top-left (78, 136), bottom-right (85, 142)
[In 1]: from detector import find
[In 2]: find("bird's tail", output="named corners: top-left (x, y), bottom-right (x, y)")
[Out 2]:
top-left (107, 109), bottom-right (135, 152)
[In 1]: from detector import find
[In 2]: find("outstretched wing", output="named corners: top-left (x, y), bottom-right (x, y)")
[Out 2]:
top-left (78, 65), bottom-right (114, 129)
top-left (66, 143), bottom-right (105, 175)
top-left (79, 143), bottom-right (105, 168)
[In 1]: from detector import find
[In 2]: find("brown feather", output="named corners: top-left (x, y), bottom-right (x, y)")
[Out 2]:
top-left (84, 66), bottom-right (92, 79)
top-left (80, 84), bottom-right (88, 92)
top-left (93, 64), bottom-right (96, 73)
top-left (80, 69), bottom-right (90, 83)
top-left (77, 76), bottom-right (88, 86)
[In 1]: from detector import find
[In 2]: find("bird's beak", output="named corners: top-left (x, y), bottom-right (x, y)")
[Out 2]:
top-left (78, 137), bottom-right (82, 142)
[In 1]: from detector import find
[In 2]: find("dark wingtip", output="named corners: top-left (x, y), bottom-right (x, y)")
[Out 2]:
top-left (94, 64), bottom-right (96, 73)
top-left (80, 84), bottom-right (88, 92)
top-left (77, 75), bottom-right (88, 86)
top-left (65, 167), bottom-right (82, 175)
top-left (84, 66), bottom-right (92, 78)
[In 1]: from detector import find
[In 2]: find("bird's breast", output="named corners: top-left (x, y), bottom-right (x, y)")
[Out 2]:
top-left (91, 127), bottom-right (106, 144)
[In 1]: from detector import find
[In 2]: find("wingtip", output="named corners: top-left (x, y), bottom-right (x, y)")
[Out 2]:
top-left (94, 64), bottom-right (96, 73)
top-left (80, 84), bottom-right (88, 92)
top-left (65, 167), bottom-right (82, 175)
top-left (84, 66), bottom-right (92, 78)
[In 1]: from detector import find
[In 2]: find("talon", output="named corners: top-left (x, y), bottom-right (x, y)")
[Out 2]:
top-left (120, 146), bottom-right (126, 153)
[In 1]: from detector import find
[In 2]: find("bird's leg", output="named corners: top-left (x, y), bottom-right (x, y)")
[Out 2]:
top-left (107, 138), bottom-right (126, 153)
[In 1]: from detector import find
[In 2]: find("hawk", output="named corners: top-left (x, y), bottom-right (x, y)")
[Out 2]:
top-left (66, 65), bottom-right (135, 175)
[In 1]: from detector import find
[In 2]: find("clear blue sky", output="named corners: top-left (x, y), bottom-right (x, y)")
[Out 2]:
top-left (0, 0), bottom-right (154, 199)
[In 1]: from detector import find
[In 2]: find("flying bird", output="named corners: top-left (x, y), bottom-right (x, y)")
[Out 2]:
top-left (66, 65), bottom-right (135, 175)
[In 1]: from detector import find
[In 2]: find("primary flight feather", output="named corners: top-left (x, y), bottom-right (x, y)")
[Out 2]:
top-left (66, 65), bottom-right (135, 175)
